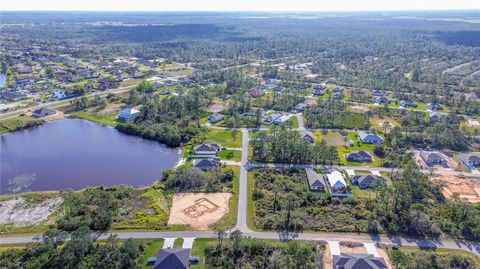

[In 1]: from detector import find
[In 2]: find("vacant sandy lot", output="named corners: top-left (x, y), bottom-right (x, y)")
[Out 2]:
top-left (433, 175), bottom-right (480, 203)
top-left (324, 132), bottom-right (348, 147)
top-left (0, 197), bottom-right (62, 226)
top-left (466, 119), bottom-right (480, 128)
top-left (207, 103), bottom-right (228, 113)
top-left (347, 105), bottom-right (370, 113)
top-left (339, 243), bottom-right (368, 254)
top-left (168, 193), bottom-right (231, 230)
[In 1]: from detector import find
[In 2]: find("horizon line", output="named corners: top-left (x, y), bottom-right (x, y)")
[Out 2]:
top-left (2, 9), bottom-right (480, 13)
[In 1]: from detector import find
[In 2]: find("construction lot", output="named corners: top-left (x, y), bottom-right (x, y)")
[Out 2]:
top-left (167, 192), bottom-right (232, 230)
top-left (323, 241), bottom-right (394, 269)
top-left (432, 175), bottom-right (480, 203)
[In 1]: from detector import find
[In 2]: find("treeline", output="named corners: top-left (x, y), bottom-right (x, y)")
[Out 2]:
top-left (116, 81), bottom-right (209, 147)
top-left (372, 107), bottom-right (471, 151)
top-left (205, 230), bottom-right (322, 269)
top-left (389, 247), bottom-right (478, 269)
top-left (252, 169), bottom-right (370, 232)
top-left (163, 167), bottom-right (234, 192)
top-left (250, 126), bottom-right (338, 164)
top-left (369, 161), bottom-right (480, 240)
top-left (304, 99), bottom-right (370, 130)
top-left (0, 186), bottom-right (146, 268)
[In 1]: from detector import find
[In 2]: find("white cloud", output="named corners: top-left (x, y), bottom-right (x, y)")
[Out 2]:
top-left (2, 0), bottom-right (480, 11)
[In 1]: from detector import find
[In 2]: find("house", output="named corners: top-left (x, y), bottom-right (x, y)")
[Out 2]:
top-left (312, 88), bottom-right (324, 96)
top-left (306, 170), bottom-right (326, 192)
top-left (326, 171), bottom-right (348, 190)
top-left (372, 89), bottom-right (386, 96)
top-left (247, 88), bottom-right (266, 97)
top-left (155, 82), bottom-right (165, 88)
top-left (293, 103), bottom-right (307, 112)
top-left (351, 174), bottom-right (386, 189)
top-left (273, 115), bottom-right (290, 125)
top-left (325, 77), bottom-right (336, 84)
top-left (429, 112), bottom-right (442, 123)
top-left (53, 90), bottom-right (67, 100)
top-left (332, 86), bottom-right (344, 93)
top-left (0, 91), bottom-right (27, 101)
top-left (313, 84), bottom-right (327, 91)
top-left (333, 253), bottom-right (387, 269)
top-left (262, 113), bottom-right (282, 125)
top-left (358, 131), bottom-right (384, 144)
top-left (193, 144), bottom-right (222, 155)
top-left (193, 158), bottom-right (220, 171)
top-left (332, 92), bottom-right (343, 99)
top-left (117, 107), bottom-right (140, 122)
top-left (273, 85), bottom-right (286, 92)
top-left (31, 107), bottom-right (55, 118)
top-left (159, 89), bottom-right (171, 95)
top-left (301, 131), bottom-right (315, 143)
top-left (420, 151), bottom-right (447, 166)
top-left (346, 151), bottom-right (373, 163)
top-left (427, 102), bottom-right (442, 111)
top-left (400, 99), bottom-right (417, 108)
top-left (467, 154), bottom-right (480, 167)
top-left (208, 113), bottom-right (225, 124)
top-left (153, 248), bottom-right (190, 269)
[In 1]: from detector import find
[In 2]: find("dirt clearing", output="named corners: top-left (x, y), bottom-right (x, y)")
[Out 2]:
top-left (324, 132), bottom-right (348, 147)
top-left (0, 197), bottom-right (62, 226)
top-left (168, 193), bottom-right (231, 230)
top-left (432, 175), bottom-right (480, 203)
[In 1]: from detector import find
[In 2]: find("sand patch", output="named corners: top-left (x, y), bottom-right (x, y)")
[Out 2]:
top-left (347, 105), bottom-right (370, 113)
top-left (466, 119), bottom-right (480, 128)
top-left (207, 103), bottom-right (228, 113)
top-left (168, 193), bottom-right (231, 230)
top-left (432, 175), bottom-right (480, 203)
top-left (324, 132), bottom-right (348, 147)
top-left (0, 197), bottom-right (62, 226)
top-left (339, 242), bottom-right (368, 254)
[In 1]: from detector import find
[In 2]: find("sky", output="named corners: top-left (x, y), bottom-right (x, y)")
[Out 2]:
top-left (2, 0), bottom-right (480, 12)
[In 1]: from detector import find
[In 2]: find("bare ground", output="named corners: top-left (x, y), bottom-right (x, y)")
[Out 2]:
top-left (167, 193), bottom-right (231, 230)
top-left (0, 197), bottom-right (62, 226)
top-left (432, 175), bottom-right (480, 203)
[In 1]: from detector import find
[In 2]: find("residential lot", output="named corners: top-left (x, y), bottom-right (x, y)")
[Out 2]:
top-left (432, 175), bottom-right (480, 203)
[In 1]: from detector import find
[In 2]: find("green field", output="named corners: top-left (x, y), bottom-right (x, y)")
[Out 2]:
top-left (204, 129), bottom-right (242, 148)
top-left (0, 116), bottom-right (43, 135)
top-left (212, 165), bottom-right (240, 230)
top-left (218, 149), bottom-right (242, 162)
top-left (70, 112), bottom-right (118, 127)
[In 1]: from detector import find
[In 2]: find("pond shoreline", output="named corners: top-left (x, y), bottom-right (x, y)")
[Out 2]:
top-left (1, 118), bottom-right (181, 195)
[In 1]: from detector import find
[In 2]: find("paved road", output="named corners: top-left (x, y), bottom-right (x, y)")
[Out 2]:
top-left (2, 230), bottom-right (479, 257)
top-left (235, 129), bottom-right (249, 232)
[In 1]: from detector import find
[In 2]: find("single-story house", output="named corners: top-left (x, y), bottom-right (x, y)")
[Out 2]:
top-left (208, 113), bottom-right (225, 124)
top-left (247, 88), bottom-right (266, 98)
top-left (293, 103), bottom-right (307, 112)
top-left (193, 144), bottom-right (222, 155)
top-left (193, 158), bottom-right (220, 171)
top-left (262, 113), bottom-right (282, 125)
top-left (312, 88), bottom-right (324, 96)
top-left (420, 151), bottom-right (447, 166)
top-left (313, 84), bottom-right (327, 91)
top-left (346, 151), bottom-right (373, 163)
top-left (153, 248), bottom-right (191, 269)
top-left (117, 107), bottom-right (140, 122)
top-left (358, 131), bottom-right (384, 144)
top-left (301, 131), bottom-right (315, 143)
top-left (427, 102), bottom-right (442, 111)
top-left (273, 115), bottom-right (290, 125)
top-left (332, 92), bottom-right (343, 99)
top-left (326, 171), bottom-right (347, 190)
top-left (351, 174), bottom-right (386, 189)
top-left (0, 91), bottom-right (27, 101)
top-left (332, 86), bottom-right (344, 93)
top-left (53, 90), bottom-right (67, 100)
top-left (372, 89), bottom-right (386, 96)
top-left (31, 107), bottom-right (55, 118)
top-left (400, 99), bottom-right (417, 108)
top-left (429, 112), bottom-right (442, 123)
top-left (467, 154), bottom-right (480, 167)
top-left (306, 170), bottom-right (326, 192)
top-left (159, 89), bottom-right (171, 95)
top-left (333, 253), bottom-right (388, 269)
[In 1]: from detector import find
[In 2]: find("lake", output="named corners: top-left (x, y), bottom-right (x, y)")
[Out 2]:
top-left (0, 119), bottom-right (181, 194)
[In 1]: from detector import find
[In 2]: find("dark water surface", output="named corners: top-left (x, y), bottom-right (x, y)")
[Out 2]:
top-left (0, 119), bottom-right (180, 194)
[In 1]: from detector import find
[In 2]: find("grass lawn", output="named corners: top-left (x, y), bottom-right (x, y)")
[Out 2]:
top-left (142, 239), bottom-right (164, 268)
top-left (190, 239), bottom-right (216, 269)
top-left (120, 78), bottom-right (143, 87)
top-left (354, 170), bottom-right (372, 174)
top-left (313, 131), bottom-right (323, 143)
top-left (337, 132), bottom-right (382, 166)
top-left (218, 150), bottom-right (242, 162)
top-left (387, 245), bottom-right (480, 267)
top-left (344, 171), bottom-right (377, 199)
top-left (204, 129), bottom-right (242, 148)
top-left (0, 116), bottom-right (42, 135)
top-left (70, 112), bottom-right (118, 127)
top-left (288, 116), bottom-right (299, 128)
top-left (212, 165), bottom-right (240, 230)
